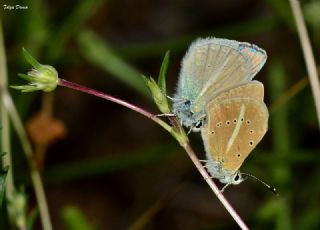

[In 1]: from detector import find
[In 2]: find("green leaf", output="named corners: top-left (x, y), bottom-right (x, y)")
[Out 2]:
top-left (17, 73), bottom-right (37, 82)
top-left (47, 0), bottom-right (105, 61)
top-left (77, 30), bottom-right (148, 97)
top-left (22, 48), bottom-right (42, 69)
top-left (44, 144), bottom-right (177, 183)
top-left (61, 205), bottom-right (95, 230)
top-left (158, 51), bottom-right (170, 94)
top-left (143, 75), bottom-right (170, 114)
top-left (27, 208), bottom-right (38, 230)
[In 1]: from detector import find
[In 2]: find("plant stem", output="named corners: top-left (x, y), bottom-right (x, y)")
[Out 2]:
top-left (0, 16), bottom-right (14, 216)
top-left (2, 91), bottom-right (52, 230)
top-left (289, 0), bottom-right (320, 128)
top-left (58, 79), bottom-right (173, 133)
top-left (183, 143), bottom-right (249, 229)
top-left (58, 78), bottom-right (249, 229)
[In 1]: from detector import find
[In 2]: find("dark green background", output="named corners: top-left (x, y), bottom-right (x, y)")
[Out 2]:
top-left (1, 0), bottom-right (320, 229)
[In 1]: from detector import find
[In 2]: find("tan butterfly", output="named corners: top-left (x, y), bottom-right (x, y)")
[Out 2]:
top-left (201, 81), bottom-right (268, 186)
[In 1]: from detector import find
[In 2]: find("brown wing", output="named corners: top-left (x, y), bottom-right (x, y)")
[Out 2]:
top-left (208, 81), bottom-right (264, 108)
top-left (202, 97), bottom-right (268, 173)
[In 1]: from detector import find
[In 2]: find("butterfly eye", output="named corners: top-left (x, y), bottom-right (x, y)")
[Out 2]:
top-left (234, 173), bottom-right (240, 181)
top-left (231, 172), bottom-right (244, 185)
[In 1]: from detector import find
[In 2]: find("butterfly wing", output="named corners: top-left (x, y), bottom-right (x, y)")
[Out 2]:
top-left (201, 97), bottom-right (268, 174)
top-left (208, 81), bottom-right (265, 104)
top-left (176, 38), bottom-right (267, 113)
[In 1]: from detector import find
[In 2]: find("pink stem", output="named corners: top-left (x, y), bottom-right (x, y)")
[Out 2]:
top-left (184, 143), bottom-right (249, 230)
top-left (58, 78), bottom-right (153, 118)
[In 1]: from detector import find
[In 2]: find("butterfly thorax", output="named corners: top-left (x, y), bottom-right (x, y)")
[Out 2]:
top-left (172, 98), bottom-right (205, 130)
top-left (205, 153), bottom-right (244, 185)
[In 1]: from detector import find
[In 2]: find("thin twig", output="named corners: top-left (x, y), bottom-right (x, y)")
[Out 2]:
top-left (58, 78), bottom-right (249, 229)
top-left (58, 79), bottom-right (173, 133)
top-left (35, 93), bottom-right (54, 171)
top-left (0, 18), bottom-right (15, 224)
top-left (0, 14), bottom-right (14, 193)
top-left (2, 90), bottom-right (53, 230)
top-left (269, 77), bottom-right (309, 114)
top-left (289, 0), bottom-right (320, 128)
top-left (183, 143), bottom-right (249, 229)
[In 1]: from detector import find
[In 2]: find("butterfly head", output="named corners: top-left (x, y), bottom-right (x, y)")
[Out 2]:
top-left (230, 171), bottom-right (244, 185)
top-left (218, 171), bottom-right (244, 185)
top-left (172, 98), bottom-right (205, 131)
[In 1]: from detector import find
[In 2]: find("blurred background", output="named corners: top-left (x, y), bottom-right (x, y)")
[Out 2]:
top-left (1, 0), bottom-right (320, 229)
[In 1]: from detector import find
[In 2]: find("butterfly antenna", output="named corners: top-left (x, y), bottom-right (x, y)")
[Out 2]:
top-left (241, 172), bottom-right (279, 195)
top-left (166, 95), bottom-right (175, 101)
top-left (187, 127), bottom-right (192, 136)
top-left (167, 95), bottom-right (185, 102)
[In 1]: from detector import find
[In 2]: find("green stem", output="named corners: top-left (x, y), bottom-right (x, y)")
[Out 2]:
top-left (2, 91), bottom-right (52, 230)
top-left (0, 16), bottom-right (14, 213)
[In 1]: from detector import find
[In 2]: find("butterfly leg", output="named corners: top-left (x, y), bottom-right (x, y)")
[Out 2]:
top-left (199, 160), bottom-right (208, 167)
top-left (220, 183), bottom-right (231, 193)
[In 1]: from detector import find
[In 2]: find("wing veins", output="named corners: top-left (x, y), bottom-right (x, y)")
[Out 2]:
top-left (197, 47), bottom-right (233, 100)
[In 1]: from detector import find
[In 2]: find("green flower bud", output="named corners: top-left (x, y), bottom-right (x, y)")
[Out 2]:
top-left (143, 75), bottom-right (170, 114)
top-left (11, 48), bottom-right (58, 92)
